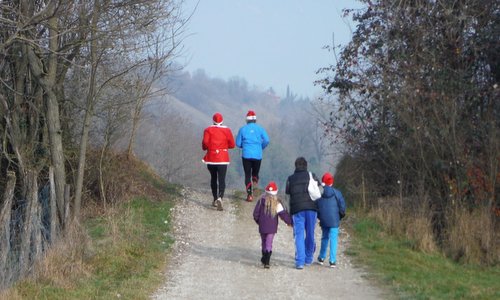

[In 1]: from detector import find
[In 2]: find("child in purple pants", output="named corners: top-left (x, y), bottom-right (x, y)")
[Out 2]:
top-left (253, 181), bottom-right (292, 268)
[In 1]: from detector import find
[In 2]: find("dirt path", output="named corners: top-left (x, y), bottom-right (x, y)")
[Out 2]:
top-left (152, 187), bottom-right (389, 300)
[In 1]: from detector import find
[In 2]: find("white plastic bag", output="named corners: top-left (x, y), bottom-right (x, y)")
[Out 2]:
top-left (307, 172), bottom-right (322, 200)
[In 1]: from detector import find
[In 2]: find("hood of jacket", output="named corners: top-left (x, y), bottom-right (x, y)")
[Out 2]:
top-left (322, 185), bottom-right (335, 198)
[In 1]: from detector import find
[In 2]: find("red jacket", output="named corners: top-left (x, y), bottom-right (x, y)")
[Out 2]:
top-left (202, 125), bottom-right (235, 164)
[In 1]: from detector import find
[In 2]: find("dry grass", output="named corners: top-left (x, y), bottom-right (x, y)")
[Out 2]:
top-left (31, 222), bottom-right (92, 289)
top-left (370, 197), bottom-right (437, 253)
top-left (370, 196), bottom-right (499, 264)
top-left (446, 205), bottom-right (499, 264)
top-left (405, 213), bottom-right (437, 253)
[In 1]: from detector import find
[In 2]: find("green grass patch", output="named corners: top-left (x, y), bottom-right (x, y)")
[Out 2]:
top-left (348, 217), bottom-right (500, 299)
top-left (139, 169), bottom-right (181, 196)
top-left (9, 197), bottom-right (175, 300)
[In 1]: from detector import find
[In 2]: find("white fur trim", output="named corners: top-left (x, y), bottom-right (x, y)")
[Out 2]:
top-left (246, 115), bottom-right (257, 120)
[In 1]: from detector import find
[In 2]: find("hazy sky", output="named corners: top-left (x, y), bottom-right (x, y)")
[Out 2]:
top-left (180, 0), bottom-right (363, 99)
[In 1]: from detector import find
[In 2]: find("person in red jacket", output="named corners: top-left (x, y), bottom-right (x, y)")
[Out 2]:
top-left (202, 112), bottom-right (235, 211)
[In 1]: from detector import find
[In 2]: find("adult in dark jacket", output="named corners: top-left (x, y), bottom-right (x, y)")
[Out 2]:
top-left (285, 157), bottom-right (320, 269)
top-left (317, 172), bottom-right (346, 268)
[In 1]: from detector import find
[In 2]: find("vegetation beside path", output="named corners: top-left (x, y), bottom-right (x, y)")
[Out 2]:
top-left (1, 157), bottom-right (179, 300)
top-left (346, 214), bottom-right (500, 300)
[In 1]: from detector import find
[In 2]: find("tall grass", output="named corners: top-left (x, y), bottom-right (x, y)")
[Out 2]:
top-left (348, 216), bottom-right (500, 299)
top-left (368, 197), bottom-right (499, 264)
top-left (1, 197), bottom-right (174, 300)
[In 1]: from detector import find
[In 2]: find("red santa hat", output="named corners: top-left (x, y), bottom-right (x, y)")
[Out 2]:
top-left (322, 172), bottom-right (334, 186)
top-left (213, 112), bottom-right (223, 125)
top-left (265, 181), bottom-right (278, 195)
top-left (246, 110), bottom-right (257, 121)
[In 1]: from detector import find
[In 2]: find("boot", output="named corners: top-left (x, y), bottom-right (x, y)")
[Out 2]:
top-left (264, 251), bottom-right (272, 269)
top-left (260, 250), bottom-right (266, 265)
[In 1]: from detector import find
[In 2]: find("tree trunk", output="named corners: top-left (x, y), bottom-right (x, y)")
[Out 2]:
top-left (49, 167), bottom-right (57, 242)
top-left (26, 16), bottom-right (67, 228)
top-left (19, 170), bottom-right (39, 275)
top-left (74, 0), bottom-right (101, 221)
top-left (0, 171), bottom-right (16, 286)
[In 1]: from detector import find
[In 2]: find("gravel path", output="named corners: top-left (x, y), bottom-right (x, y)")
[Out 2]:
top-left (152, 187), bottom-right (389, 300)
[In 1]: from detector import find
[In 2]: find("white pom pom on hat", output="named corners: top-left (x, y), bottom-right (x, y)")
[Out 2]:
top-left (265, 181), bottom-right (278, 195)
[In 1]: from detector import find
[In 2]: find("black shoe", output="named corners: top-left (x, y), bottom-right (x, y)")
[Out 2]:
top-left (329, 261), bottom-right (336, 268)
top-left (317, 257), bottom-right (324, 265)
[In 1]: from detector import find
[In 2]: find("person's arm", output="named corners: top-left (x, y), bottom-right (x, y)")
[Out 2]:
top-left (261, 128), bottom-right (270, 149)
top-left (277, 203), bottom-right (292, 226)
top-left (253, 198), bottom-right (262, 224)
top-left (226, 128), bottom-right (236, 149)
top-left (338, 191), bottom-right (347, 215)
top-left (202, 128), bottom-right (209, 150)
top-left (235, 128), bottom-right (243, 148)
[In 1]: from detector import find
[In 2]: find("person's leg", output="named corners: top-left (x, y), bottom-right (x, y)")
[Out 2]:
top-left (264, 233), bottom-right (274, 252)
top-left (329, 227), bottom-right (339, 263)
top-left (292, 212), bottom-right (306, 268)
top-left (304, 210), bottom-right (317, 265)
top-left (260, 233), bottom-right (266, 264)
top-left (207, 165), bottom-right (218, 201)
top-left (251, 159), bottom-right (261, 186)
top-left (263, 233), bottom-right (274, 268)
top-left (318, 226), bottom-right (329, 262)
top-left (216, 165), bottom-right (227, 199)
top-left (242, 158), bottom-right (252, 196)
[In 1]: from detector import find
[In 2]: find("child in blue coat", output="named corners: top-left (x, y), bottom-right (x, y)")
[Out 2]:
top-left (317, 172), bottom-right (346, 268)
top-left (253, 181), bottom-right (292, 268)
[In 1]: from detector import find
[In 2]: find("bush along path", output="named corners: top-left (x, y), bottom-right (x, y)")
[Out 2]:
top-left (152, 187), bottom-right (389, 300)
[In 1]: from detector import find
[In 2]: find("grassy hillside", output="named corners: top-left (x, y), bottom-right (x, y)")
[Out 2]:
top-left (1, 153), bottom-right (180, 300)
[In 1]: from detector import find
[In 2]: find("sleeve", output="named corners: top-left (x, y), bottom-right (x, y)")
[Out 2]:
top-left (338, 191), bottom-right (347, 215)
top-left (202, 128), bottom-right (209, 150)
top-left (277, 203), bottom-right (292, 225)
top-left (253, 198), bottom-right (262, 224)
top-left (226, 128), bottom-right (236, 149)
top-left (235, 128), bottom-right (243, 148)
top-left (285, 177), bottom-right (290, 195)
top-left (261, 127), bottom-right (270, 149)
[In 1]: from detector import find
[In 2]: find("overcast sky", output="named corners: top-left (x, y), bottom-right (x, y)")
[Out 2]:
top-left (180, 0), bottom-right (363, 99)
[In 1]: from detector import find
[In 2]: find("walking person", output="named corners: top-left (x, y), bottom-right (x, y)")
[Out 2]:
top-left (202, 112), bottom-right (235, 211)
top-left (253, 181), bottom-right (292, 268)
top-left (317, 172), bottom-right (346, 268)
top-left (285, 157), bottom-right (320, 269)
top-left (236, 110), bottom-right (270, 202)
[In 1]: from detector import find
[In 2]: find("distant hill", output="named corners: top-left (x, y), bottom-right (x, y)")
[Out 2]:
top-left (136, 69), bottom-right (332, 189)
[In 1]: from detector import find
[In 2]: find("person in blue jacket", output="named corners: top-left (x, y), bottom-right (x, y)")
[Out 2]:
top-left (317, 172), bottom-right (346, 268)
top-left (236, 110), bottom-right (270, 202)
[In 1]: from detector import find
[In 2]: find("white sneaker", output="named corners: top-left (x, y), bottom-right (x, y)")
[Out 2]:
top-left (215, 198), bottom-right (223, 211)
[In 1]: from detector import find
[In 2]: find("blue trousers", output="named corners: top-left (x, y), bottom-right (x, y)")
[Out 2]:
top-left (292, 210), bottom-right (317, 267)
top-left (318, 226), bottom-right (339, 263)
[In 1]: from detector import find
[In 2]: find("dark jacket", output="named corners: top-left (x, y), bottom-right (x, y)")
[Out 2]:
top-left (285, 168), bottom-right (319, 215)
top-left (253, 194), bottom-right (292, 234)
top-left (317, 186), bottom-right (346, 228)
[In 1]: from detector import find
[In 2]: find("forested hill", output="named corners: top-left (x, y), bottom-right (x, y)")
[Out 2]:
top-left (133, 68), bottom-right (333, 190)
